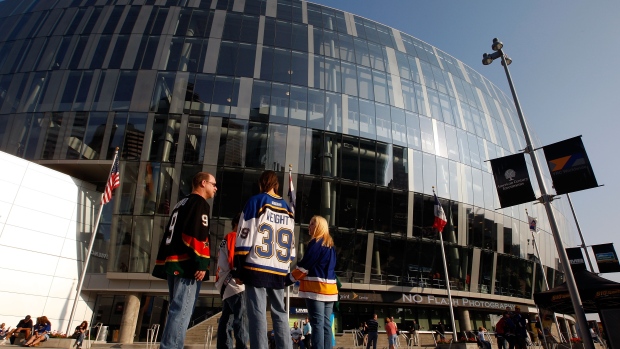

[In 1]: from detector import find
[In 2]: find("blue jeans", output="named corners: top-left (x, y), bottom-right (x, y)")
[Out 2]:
top-left (74, 333), bottom-right (85, 347)
top-left (306, 299), bottom-right (334, 349)
top-left (217, 292), bottom-right (248, 349)
top-left (366, 332), bottom-right (378, 349)
top-left (160, 275), bottom-right (202, 349)
top-left (245, 286), bottom-right (291, 349)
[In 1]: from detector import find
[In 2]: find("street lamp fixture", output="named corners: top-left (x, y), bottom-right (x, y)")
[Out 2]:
top-left (481, 38), bottom-right (594, 349)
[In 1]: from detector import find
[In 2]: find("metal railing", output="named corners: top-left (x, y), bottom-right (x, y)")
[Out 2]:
top-left (203, 325), bottom-right (214, 349)
top-left (146, 324), bottom-right (160, 349)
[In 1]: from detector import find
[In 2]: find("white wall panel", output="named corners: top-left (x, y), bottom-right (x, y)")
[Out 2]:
top-left (6, 205), bottom-right (71, 237)
top-left (0, 151), bottom-right (96, 332)
top-left (13, 187), bottom-right (78, 219)
top-left (0, 268), bottom-right (54, 296)
top-left (0, 181), bottom-right (19, 204)
top-left (1, 225), bottom-right (65, 255)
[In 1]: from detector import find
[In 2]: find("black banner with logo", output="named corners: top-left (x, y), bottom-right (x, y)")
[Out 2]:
top-left (592, 243), bottom-right (620, 273)
top-left (542, 136), bottom-right (598, 195)
top-left (489, 153), bottom-right (536, 208)
top-left (566, 247), bottom-right (588, 272)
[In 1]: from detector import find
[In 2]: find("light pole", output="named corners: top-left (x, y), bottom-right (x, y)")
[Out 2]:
top-left (482, 38), bottom-right (594, 349)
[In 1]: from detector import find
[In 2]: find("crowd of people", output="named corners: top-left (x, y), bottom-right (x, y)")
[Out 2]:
top-left (0, 315), bottom-right (87, 348)
top-left (153, 171), bottom-right (339, 349)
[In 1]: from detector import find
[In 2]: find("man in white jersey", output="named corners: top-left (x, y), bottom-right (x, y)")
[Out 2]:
top-left (234, 170), bottom-right (295, 349)
top-left (215, 213), bottom-right (247, 349)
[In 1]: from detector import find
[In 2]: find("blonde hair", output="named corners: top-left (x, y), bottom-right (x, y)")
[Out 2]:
top-left (310, 216), bottom-right (334, 248)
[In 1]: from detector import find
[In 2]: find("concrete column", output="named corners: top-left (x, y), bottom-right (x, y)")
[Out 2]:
top-left (118, 293), bottom-right (141, 343)
top-left (458, 308), bottom-right (471, 333)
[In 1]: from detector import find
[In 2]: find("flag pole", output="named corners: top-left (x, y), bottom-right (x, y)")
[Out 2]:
top-left (285, 164), bottom-right (294, 317)
top-left (434, 188), bottom-right (457, 341)
top-left (527, 209), bottom-right (564, 343)
top-left (65, 148), bottom-right (120, 335)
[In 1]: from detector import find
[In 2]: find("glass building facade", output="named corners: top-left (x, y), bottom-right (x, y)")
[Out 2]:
top-left (0, 0), bottom-right (577, 339)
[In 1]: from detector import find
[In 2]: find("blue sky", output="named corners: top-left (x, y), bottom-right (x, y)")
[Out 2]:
top-left (309, 1), bottom-right (620, 284)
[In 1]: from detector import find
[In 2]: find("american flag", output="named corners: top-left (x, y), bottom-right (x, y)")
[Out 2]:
top-left (288, 168), bottom-right (296, 215)
top-left (102, 154), bottom-right (120, 205)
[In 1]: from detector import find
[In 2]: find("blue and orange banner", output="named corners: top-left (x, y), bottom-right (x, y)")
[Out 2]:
top-left (542, 136), bottom-right (598, 195)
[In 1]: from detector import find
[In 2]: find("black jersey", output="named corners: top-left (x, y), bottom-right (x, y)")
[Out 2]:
top-left (152, 193), bottom-right (211, 279)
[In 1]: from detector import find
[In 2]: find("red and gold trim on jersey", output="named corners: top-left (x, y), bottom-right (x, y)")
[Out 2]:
top-left (182, 233), bottom-right (211, 258)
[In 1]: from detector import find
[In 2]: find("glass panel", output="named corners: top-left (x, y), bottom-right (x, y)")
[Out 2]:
top-left (23, 113), bottom-right (44, 159)
top-left (239, 15), bottom-right (259, 43)
top-left (367, 42), bottom-right (385, 71)
top-left (343, 95), bottom-right (359, 136)
top-left (128, 216), bottom-right (154, 273)
top-left (245, 121), bottom-right (268, 169)
top-left (211, 77), bottom-right (238, 118)
top-left (359, 139), bottom-right (375, 184)
top-left (269, 82), bottom-right (289, 125)
top-left (289, 85), bottom-right (307, 127)
top-left (372, 70), bottom-right (388, 104)
top-left (291, 23), bottom-right (308, 52)
top-left (183, 115), bottom-right (208, 163)
top-left (272, 48), bottom-right (291, 84)
top-left (357, 65), bottom-right (374, 101)
top-left (338, 33), bottom-right (355, 63)
top-left (323, 57), bottom-right (341, 93)
top-left (341, 135), bottom-right (358, 181)
top-left (190, 74), bottom-right (214, 115)
top-left (148, 114), bottom-right (181, 163)
top-left (108, 35), bottom-right (128, 69)
top-left (405, 111), bottom-right (421, 150)
top-left (218, 119), bottom-right (247, 167)
top-left (325, 91), bottom-right (341, 133)
top-left (90, 35), bottom-right (112, 69)
top-left (419, 116), bottom-right (434, 155)
top-left (141, 162), bottom-right (175, 215)
top-left (306, 88), bottom-right (324, 129)
top-left (41, 112), bottom-right (64, 159)
top-left (267, 123), bottom-right (287, 172)
top-left (111, 215), bottom-right (133, 272)
top-left (274, 20), bottom-right (292, 50)
top-left (65, 112), bottom-right (87, 159)
top-left (358, 98), bottom-right (375, 140)
top-left (112, 71), bottom-right (137, 111)
top-left (375, 103), bottom-right (391, 143)
top-left (390, 107), bottom-right (406, 147)
top-left (287, 51), bottom-right (308, 87)
top-left (59, 71), bottom-right (82, 111)
top-left (236, 43), bottom-right (256, 78)
top-left (216, 41), bottom-right (237, 76)
top-left (250, 79), bottom-right (270, 122)
top-left (376, 142), bottom-right (392, 187)
top-left (151, 72), bottom-right (176, 113)
top-left (81, 112), bottom-right (108, 160)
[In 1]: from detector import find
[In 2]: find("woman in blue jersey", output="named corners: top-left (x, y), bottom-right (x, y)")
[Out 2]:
top-left (287, 215), bottom-right (338, 349)
top-left (23, 316), bottom-right (51, 347)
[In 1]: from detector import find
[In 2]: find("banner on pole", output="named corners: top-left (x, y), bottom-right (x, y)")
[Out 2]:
top-left (566, 247), bottom-right (588, 272)
top-left (591, 243), bottom-right (620, 273)
top-left (489, 153), bottom-right (536, 208)
top-left (542, 136), bottom-right (598, 195)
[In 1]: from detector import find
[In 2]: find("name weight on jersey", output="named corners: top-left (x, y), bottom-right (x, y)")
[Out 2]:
top-left (255, 223), bottom-right (293, 263)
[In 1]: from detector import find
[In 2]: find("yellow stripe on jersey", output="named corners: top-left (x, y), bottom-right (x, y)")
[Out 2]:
top-left (244, 265), bottom-right (289, 276)
top-left (300, 279), bottom-right (339, 295)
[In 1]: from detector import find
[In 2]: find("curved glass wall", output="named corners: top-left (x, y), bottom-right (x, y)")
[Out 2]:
top-left (0, 0), bottom-right (574, 302)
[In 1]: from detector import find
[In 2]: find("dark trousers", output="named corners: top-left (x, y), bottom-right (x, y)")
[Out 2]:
top-left (496, 335), bottom-right (507, 349)
top-left (366, 332), bottom-right (378, 349)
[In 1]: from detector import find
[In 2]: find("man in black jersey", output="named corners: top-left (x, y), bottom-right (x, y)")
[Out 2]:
top-left (153, 172), bottom-right (216, 349)
top-left (365, 314), bottom-right (379, 349)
